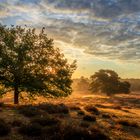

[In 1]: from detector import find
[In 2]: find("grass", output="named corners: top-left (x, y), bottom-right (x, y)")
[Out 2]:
top-left (0, 102), bottom-right (4, 107)
top-left (118, 119), bottom-right (139, 128)
top-left (38, 103), bottom-right (69, 114)
top-left (77, 110), bottom-right (85, 115)
top-left (62, 125), bottom-right (110, 140)
top-left (102, 113), bottom-right (111, 119)
top-left (0, 118), bottom-right (11, 136)
top-left (83, 115), bottom-right (96, 122)
top-left (19, 123), bottom-right (42, 137)
top-left (84, 105), bottom-right (100, 115)
top-left (80, 121), bottom-right (90, 128)
top-left (18, 105), bottom-right (42, 117)
top-left (11, 119), bottom-right (23, 127)
top-left (0, 92), bottom-right (140, 140)
top-left (31, 116), bottom-right (60, 126)
top-left (69, 106), bottom-right (81, 111)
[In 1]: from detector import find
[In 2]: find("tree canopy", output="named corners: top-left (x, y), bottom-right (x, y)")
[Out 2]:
top-left (90, 69), bottom-right (131, 95)
top-left (0, 25), bottom-right (76, 104)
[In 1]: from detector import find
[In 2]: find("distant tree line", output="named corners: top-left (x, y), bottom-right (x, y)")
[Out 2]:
top-left (89, 70), bottom-right (131, 96)
top-left (123, 79), bottom-right (140, 92)
top-left (73, 70), bottom-right (132, 96)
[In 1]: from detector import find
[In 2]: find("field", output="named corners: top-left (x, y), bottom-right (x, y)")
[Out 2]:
top-left (0, 91), bottom-right (140, 140)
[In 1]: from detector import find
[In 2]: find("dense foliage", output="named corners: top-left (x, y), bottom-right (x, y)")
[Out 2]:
top-left (0, 25), bottom-right (76, 104)
top-left (90, 69), bottom-right (131, 95)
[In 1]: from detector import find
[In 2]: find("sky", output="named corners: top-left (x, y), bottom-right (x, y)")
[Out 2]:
top-left (0, 0), bottom-right (140, 78)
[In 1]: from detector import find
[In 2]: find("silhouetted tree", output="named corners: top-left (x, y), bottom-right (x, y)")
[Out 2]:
top-left (118, 81), bottom-right (131, 94)
top-left (76, 76), bottom-right (89, 91)
top-left (90, 69), bottom-right (131, 95)
top-left (0, 25), bottom-right (76, 104)
top-left (123, 79), bottom-right (140, 91)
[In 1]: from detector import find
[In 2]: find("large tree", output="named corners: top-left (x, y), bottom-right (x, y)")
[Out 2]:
top-left (90, 69), bottom-right (131, 95)
top-left (0, 25), bottom-right (76, 104)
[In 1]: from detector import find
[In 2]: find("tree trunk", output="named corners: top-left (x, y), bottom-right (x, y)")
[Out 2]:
top-left (14, 86), bottom-right (19, 104)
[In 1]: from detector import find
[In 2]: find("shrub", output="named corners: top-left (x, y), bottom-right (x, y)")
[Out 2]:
top-left (77, 110), bottom-right (85, 116)
top-left (83, 115), bottom-right (96, 122)
top-left (19, 123), bottom-right (42, 137)
top-left (0, 102), bottom-right (4, 107)
top-left (112, 114), bottom-right (117, 118)
top-left (0, 119), bottom-right (11, 136)
top-left (80, 121), bottom-right (90, 128)
top-left (64, 128), bottom-right (89, 140)
top-left (84, 106), bottom-right (100, 115)
top-left (90, 127), bottom-right (111, 140)
top-left (118, 120), bottom-right (139, 128)
top-left (63, 125), bottom-right (110, 140)
top-left (38, 103), bottom-right (69, 114)
top-left (113, 105), bottom-right (121, 110)
top-left (31, 116), bottom-right (60, 127)
top-left (58, 103), bottom-right (69, 114)
top-left (18, 105), bottom-right (41, 117)
top-left (69, 106), bottom-right (81, 111)
top-left (123, 109), bottom-right (130, 113)
top-left (41, 124), bottom-right (61, 139)
top-left (102, 114), bottom-right (111, 119)
top-left (11, 119), bottom-right (23, 127)
top-left (62, 125), bottom-right (90, 140)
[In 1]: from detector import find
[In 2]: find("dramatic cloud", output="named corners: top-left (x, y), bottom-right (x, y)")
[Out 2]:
top-left (0, 0), bottom-right (140, 63)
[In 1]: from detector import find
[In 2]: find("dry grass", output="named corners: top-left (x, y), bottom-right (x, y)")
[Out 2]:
top-left (0, 92), bottom-right (140, 140)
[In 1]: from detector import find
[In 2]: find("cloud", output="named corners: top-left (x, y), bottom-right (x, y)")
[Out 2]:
top-left (41, 0), bottom-right (140, 18)
top-left (0, 0), bottom-right (140, 62)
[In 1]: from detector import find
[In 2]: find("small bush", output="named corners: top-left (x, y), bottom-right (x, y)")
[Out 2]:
top-left (41, 124), bottom-right (61, 139)
top-left (62, 125), bottom-right (110, 140)
top-left (0, 119), bottom-right (11, 136)
top-left (18, 105), bottom-right (41, 117)
top-left (58, 103), bottom-right (69, 114)
top-left (113, 105), bottom-right (121, 110)
top-left (118, 120), bottom-right (139, 128)
top-left (11, 120), bottom-right (23, 127)
top-left (84, 106), bottom-right (100, 115)
top-left (90, 127), bottom-right (111, 140)
top-left (63, 127), bottom-right (90, 140)
top-left (0, 102), bottom-right (4, 107)
top-left (95, 104), bottom-right (107, 108)
top-left (0, 108), bottom-right (2, 112)
top-left (102, 114), bottom-right (111, 119)
top-left (19, 123), bottom-right (42, 137)
top-left (38, 103), bottom-right (69, 114)
top-left (80, 121), bottom-right (90, 128)
top-left (31, 116), bottom-right (60, 126)
top-left (69, 106), bottom-right (81, 111)
top-left (77, 110), bottom-right (85, 116)
top-left (83, 115), bottom-right (96, 122)
top-left (122, 109), bottom-right (130, 113)
top-left (112, 114), bottom-right (117, 118)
